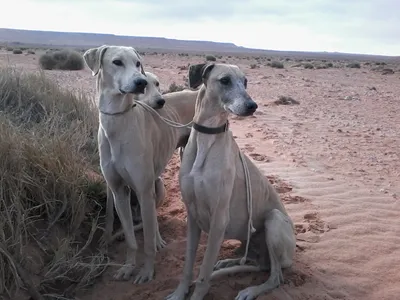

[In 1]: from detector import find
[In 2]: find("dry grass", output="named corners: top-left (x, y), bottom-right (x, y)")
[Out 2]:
top-left (0, 67), bottom-right (108, 299)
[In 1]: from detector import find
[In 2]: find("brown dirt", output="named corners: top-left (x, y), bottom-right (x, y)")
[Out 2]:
top-left (2, 50), bottom-right (400, 300)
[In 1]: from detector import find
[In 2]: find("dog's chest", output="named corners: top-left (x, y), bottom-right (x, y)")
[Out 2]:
top-left (182, 172), bottom-right (223, 233)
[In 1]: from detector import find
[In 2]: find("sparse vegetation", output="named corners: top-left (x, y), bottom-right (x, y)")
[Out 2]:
top-left (27, 50), bottom-right (35, 54)
top-left (303, 63), bottom-right (314, 69)
top-left (6, 47), bottom-right (13, 52)
top-left (12, 49), bottom-right (23, 54)
top-left (250, 63), bottom-right (259, 69)
top-left (346, 62), bottom-right (361, 69)
top-left (269, 61), bottom-right (284, 69)
top-left (164, 82), bottom-right (186, 93)
top-left (39, 49), bottom-right (85, 70)
top-left (205, 55), bottom-right (217, 62)
top-left (382, 68), bottom-right (394, 75)
top-left (0, 67), bottom-right (107, 299)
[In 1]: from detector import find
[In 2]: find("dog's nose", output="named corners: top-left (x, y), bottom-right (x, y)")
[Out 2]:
top-left (246, 101), bottom-right (258, 111)
top-left (132, 78), bottom-right (148, 94)
top-left (156, 98), bottom-right (165, 107)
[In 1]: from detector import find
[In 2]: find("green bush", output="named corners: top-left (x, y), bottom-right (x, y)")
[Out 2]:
top-left (269, 61), bottom-right (284, 69)
top-left (205, 55), bottom-right (217, 62)
top-left (304, 63), bottom-right (314, 69)
top-left (346, 62), bottom-right (361, 68)
top-left (39, 49), bottom-right (85, 70)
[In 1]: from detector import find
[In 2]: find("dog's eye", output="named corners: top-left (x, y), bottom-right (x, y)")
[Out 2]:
top-left (155, 81), bottom-right (160, 87)
top-left (136, 61), bottom-right (141, 68)
top-left (220, 77), bottom-right (231, 85)
top-left (113, 59), bottom-right (123, 66)
top-left (244, 78), bottom-right (248, 89)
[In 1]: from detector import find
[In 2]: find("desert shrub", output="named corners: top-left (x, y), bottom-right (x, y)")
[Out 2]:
top-left (250, 63), bottom-right (259, 69)
top-left (27, 50), bottom-right (35, 54)
top-left (205, 55), bottom-right (217, 62)
top-left (12, 49), bottom-right (22, 54)
top-left (382, 68), bottom-right (395, 75)
top-left (39, 49), bottom-right (85, 70)
top-left (326, 62), bottom-right (333, 68)
top-left (0, 67), bottom-right (107, 299)
top-left (164, 82), bottom-right (186, 93)
top-left (6, 47), bottom-right (13, 51)
top-left (346, 62), bottom-right (361, 68)
top-left (303, 63), bottom-right (314, 69)
top-left (269, 61), bottom-right (284, 69)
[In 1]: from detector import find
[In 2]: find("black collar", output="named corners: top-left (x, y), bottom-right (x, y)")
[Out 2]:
top-left (192, 120), bottom-right (229, 134)
top-left (100, 103), bottom-right (136, 116)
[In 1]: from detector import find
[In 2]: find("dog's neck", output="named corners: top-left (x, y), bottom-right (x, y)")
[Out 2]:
top-left (192, 86), bottom-right (229, 131)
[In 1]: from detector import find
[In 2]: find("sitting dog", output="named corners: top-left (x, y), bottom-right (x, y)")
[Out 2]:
top-left (83, 45), bottom-right (197, 283)
top-left (166, 63), bottom-right (296, 300)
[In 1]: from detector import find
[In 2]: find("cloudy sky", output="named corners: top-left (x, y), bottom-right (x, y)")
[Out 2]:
top-left (1, 0), bottom-right (399, 56)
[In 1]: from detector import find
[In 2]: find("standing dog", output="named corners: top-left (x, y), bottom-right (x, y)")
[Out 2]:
top-left (166, 63), bottom-right (296, 300)
top-left (83, 45), bottom-right (196, 283)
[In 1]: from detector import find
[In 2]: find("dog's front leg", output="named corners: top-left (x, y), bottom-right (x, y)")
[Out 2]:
top-left (190, 209), bottom-right (230, 300)
top-left (110, 184), bottom-right (139, 281)
top-left (134, 186), bottom-right (158, 283)
top-left (165, 209), bottom-right (201, 300)
top-left (102, 186), bottom-right (114, 246)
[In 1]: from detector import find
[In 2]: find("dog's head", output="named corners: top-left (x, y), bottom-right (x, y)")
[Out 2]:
top-left (83, 45), bottom-right (148, 95)
top-left (137, 72), bottom-right (165, 109)
top-left (188, 63), bottom-right (258, 117)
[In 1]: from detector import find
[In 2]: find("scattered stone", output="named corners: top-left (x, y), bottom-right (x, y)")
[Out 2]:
top-left (274, 96), bottom-right (300, 105)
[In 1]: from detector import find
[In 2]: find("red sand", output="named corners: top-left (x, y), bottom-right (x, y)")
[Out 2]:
top-left (2, 50), bottom-right (399, 300)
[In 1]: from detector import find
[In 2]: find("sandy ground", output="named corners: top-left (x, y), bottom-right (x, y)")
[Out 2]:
top-left (2, 50), bottom-right (400, 300)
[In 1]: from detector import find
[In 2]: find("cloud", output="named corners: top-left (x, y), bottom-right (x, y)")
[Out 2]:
top-left (0, 0), bottom-right (399, 55)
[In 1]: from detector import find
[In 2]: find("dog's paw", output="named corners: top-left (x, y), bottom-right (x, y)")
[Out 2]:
top-left (165, 285), bottom-right (189, 300)
top-left (134, 265), bottom-right (155, 284)
top-left (113, 264), bottom-right (135, 281)
top-left (235, 287), bottom-right (258, 300)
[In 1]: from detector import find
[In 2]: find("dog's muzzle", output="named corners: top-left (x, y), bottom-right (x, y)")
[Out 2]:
top-left (123, 78), bottom-right (148, 95)
top-left (155, 98), bottom-right (165, 109)
top-left (246, 100), bottom-right (258, 115)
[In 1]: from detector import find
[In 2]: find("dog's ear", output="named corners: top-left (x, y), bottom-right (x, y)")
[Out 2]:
top-left (201, 63), bottom-right (215, 86)
top-left (188, 63), bottom-right (206, 89)
top-left (131, 47), bottom-right (146, 76)
top-left (83, 45), bottom-right (109, 76)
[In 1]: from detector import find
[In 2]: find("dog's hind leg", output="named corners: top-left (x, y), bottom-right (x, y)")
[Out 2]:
top-left (235, 209), bottom-right (296, 300)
